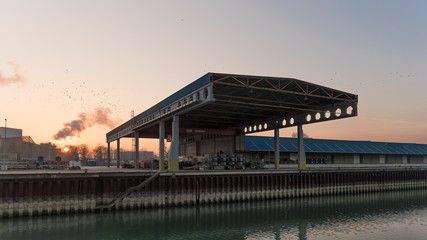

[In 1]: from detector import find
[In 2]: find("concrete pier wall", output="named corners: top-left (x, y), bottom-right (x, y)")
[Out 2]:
top-left (1, 169), bottom-right (427, 218)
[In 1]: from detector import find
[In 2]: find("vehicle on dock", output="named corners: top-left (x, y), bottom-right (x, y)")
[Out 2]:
top-left (69, 160), bottom-right (81, 170)
top-left (121, 161), bottom-right (135, 168)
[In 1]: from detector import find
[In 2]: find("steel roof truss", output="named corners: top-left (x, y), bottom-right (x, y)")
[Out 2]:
top-left (214, 93), bottom-right (318, 109)
top-left (214, 81), bottom-right (354, 102)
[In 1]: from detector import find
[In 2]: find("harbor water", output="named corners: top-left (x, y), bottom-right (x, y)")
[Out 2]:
top-left (1, 189), bottom-right (427, 240)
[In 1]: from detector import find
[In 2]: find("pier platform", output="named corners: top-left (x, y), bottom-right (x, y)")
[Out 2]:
top-left (1, 165), bottom-right (427, 218)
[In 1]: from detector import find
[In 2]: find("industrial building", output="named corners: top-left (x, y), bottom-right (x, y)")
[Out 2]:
top-left (107, 72), bottom-right (359, 170)
top-left (0, 127), bottom-right (22, 138)
top-left (0, 127), bottom-right (64, 162)
top-left (245, 136), bottom-right (427, 165)
top-left (107, 72), bottom-right (427, 169)
top-left (119, 151), bottom-right (154, 161)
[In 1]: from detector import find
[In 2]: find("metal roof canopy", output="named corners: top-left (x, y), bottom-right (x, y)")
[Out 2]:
top-left (107, 73), bottom-right (358, 142)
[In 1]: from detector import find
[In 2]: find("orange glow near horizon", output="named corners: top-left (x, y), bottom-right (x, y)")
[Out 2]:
top-left (63, 147), bottom-right (69, 153)
top-left (52, 137), bottom-right (80, 148)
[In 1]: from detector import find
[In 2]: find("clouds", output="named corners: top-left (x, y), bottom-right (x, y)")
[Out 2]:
top-left (0, 62), bottom-right (27, 87)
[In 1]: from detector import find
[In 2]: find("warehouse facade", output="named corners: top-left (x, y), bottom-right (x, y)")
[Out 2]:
top-left (244, 136), bottom-right (427, 165)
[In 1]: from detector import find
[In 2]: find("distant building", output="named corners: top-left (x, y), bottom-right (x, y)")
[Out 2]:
top-left (245, 136), bottom-right (427, 164)
top-left (0, 127), bottom-right (23, 138)
top-left (118, 151), bottom-right (154, 161)
top-left (0, 136), bottom-right (61, 161)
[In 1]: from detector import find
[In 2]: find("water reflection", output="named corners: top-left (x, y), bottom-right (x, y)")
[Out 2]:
top-left (1, 189), bottom-right (427, 240)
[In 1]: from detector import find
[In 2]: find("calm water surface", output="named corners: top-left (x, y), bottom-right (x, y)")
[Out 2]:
top-left (1, 189), bottom-right (427, 240)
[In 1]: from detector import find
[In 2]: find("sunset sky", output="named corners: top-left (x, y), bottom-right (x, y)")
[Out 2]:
top-left (1, 1), bottom-right (426, 153)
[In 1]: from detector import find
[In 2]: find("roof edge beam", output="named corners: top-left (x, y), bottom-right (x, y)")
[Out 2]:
top-left (242, 101), bottom-right (358, 134)
top-left (107, 83), bottom-right (215, 143)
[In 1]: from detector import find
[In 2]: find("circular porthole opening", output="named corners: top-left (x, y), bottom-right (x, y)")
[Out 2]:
top-left (335, 108), bottom-right (342, 117)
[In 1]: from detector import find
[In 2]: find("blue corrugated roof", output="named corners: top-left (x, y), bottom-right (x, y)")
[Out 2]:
top-left (245, 136), bottom-right (427, 155)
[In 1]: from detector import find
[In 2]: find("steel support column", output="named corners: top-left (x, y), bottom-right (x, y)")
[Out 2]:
top-left (107, 142), bottom-right (111, 168)
top-left (159, 121), bottom-right (165, 171)
top-left (353, 154), bottom-right (360, 164)
top-left (380, 155), bottom-right (386, 164)
top-left (297, 125), bottom-right (306, 170)
top-left (135, 131), bottom-right (139, 169)
top-left (116, 139), bottom-right (120, 168)
top-left (169, 115), bottom-right (179, 171)
top-left (274, 128), bottom-right (280, 169)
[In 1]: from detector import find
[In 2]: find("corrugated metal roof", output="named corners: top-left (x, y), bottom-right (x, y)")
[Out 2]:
top-left (245, 136), bottom-right (427, 155)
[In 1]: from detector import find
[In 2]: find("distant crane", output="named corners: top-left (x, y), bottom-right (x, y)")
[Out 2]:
top-left (131, 110), bottom-right (135, 155)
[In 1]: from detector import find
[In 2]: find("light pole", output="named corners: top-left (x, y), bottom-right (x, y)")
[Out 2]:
top-left (3, 119), bottom-right (6, 161)
top-left (49, 142), bottom-right (51, 162)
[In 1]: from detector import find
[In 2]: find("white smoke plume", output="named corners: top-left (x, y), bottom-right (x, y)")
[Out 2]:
top-left (53, 107), bottom-right (119, 140)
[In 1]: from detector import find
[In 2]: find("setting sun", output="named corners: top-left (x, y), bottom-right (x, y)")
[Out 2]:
top-left (63, 147), bottom-right (69, 153)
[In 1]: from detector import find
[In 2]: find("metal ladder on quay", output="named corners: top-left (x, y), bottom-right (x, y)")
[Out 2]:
top-left (95, 171), bottom-right (161, 210)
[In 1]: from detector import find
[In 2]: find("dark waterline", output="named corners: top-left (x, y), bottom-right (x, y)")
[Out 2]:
top-left (1, 189), bottom-right (427, 240)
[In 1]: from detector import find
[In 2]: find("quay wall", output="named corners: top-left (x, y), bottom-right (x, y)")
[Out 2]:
top-left (1, 168), bottom-right (427, 218)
